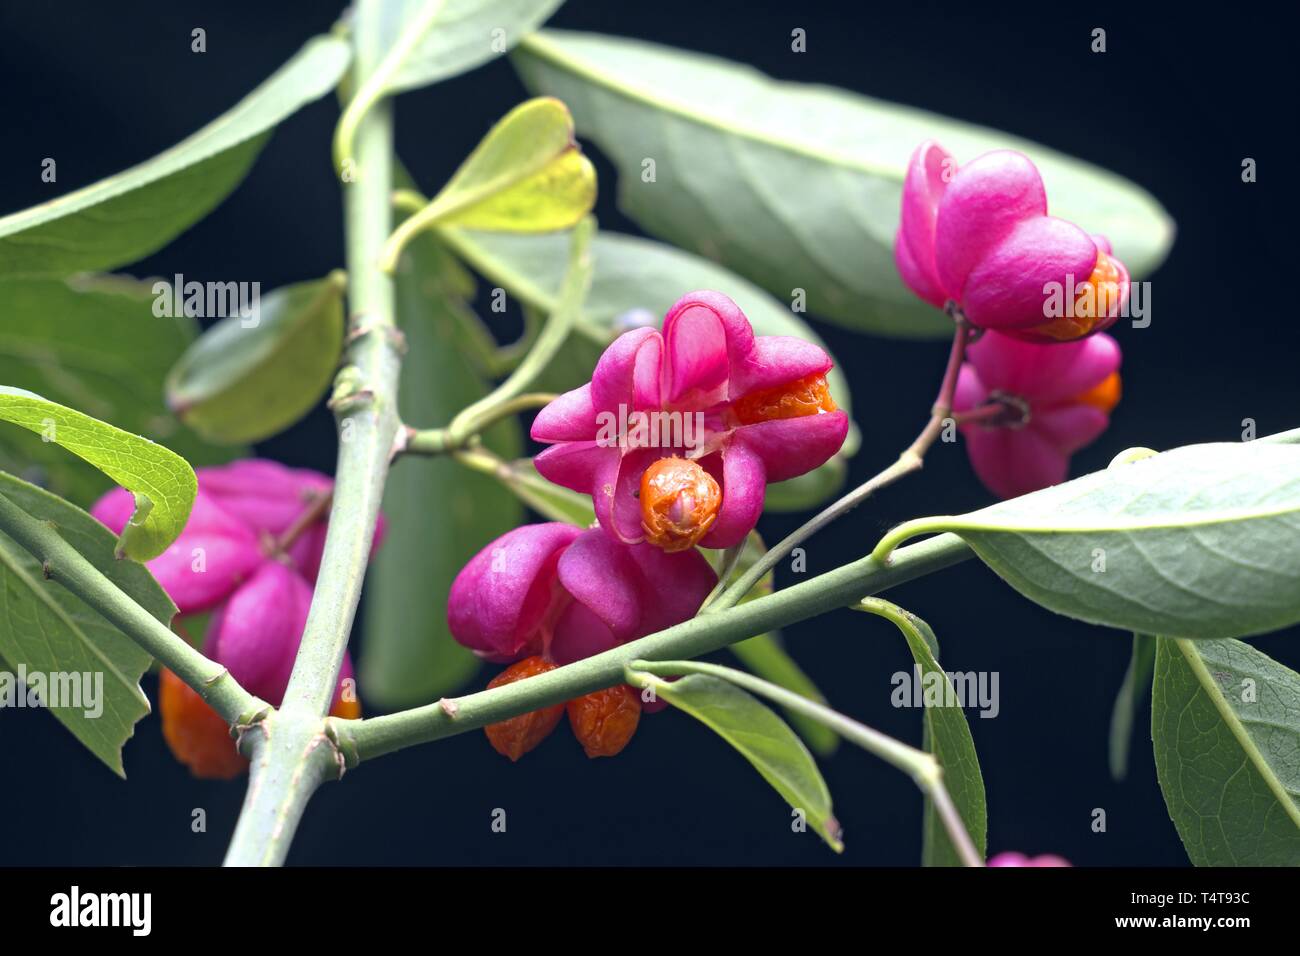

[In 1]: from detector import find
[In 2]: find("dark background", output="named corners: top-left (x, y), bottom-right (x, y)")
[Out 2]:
top-left (0, 0), bottom-right (1296, 866)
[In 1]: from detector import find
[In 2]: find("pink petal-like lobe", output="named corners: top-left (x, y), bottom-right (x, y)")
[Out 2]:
top-left (933, 150), bottom-right (1047, 298)
top-left (446, 523), bottom-right (582, 660)
top-left (895, 140), bottom-right (953, 306)
top-left (698, 443), bottom-right (767, 549)
top-left (557, 528), bottom-right (643, 641)
top-left (206, 561), bottom-right (313, 705)
top-left (93, 487), bottom-right (263, 614)
top-left (959, 217), bottom-right (1099, 331)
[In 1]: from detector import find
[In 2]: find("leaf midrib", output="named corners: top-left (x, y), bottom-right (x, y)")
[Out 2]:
top-left (517, 32), bottom-right (905, 182)
top-left (1175, 638), bottom-right (1300, 832)
top-left (890, 500), bottom-right (1300, 547)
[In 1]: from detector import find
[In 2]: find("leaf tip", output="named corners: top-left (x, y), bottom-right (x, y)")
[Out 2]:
top-left (824, 816), bottom-right (845, 853)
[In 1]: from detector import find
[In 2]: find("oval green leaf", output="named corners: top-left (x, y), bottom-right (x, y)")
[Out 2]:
top-left (729, 633), bottom-right (838, 757)
top-left (513, 30), bottom-right (1174, 338)
top-left (874, 441), bottom-right (1300, 641)
top-left (392, 98), bottom-right (595, 259)
top-left (0, 276), bottom-right (240, 505)
top-left (375, 0), bottom-right (564, 94)
top-left (1152, 637), bottom-right (1300, 866)
top-left (0, 472), bottom-right (174, 775)
top-left (0, 387), bottom-right (196, 561)
top-left (633, 668), bottom-right (842, 851)
top-left (165, 273), bottom-right (347, 444)
top-left (0, 36), bottom-right (350, 277)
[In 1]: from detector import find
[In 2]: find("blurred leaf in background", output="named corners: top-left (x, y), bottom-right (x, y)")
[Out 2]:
top-left (360, 231), bottom-right (523, 709)
top-left (0, 276), bottom-right (240, 508)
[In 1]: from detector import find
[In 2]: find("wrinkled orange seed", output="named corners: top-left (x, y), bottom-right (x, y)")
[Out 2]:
top-left (483, 656), bottom-right (565, 761)
top-left (567, 684), bottom-right (642, 758)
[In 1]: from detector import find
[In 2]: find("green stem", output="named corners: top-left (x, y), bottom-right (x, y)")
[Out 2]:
top-left (223, 711), bottom-right (340, 867)
top-left (711, 323), bottom-right (972, 612)
top-left (332, 0), bottom-right (446, 173)
top-left (0, 489), bottom-right (261, 724)
top-left (445, 217), bottom-right (592, 443)
top-left (400, 193), bottom-right (608, 344)
top-left (285, 14), bottom-right (400, 718)
top-left (624, 658), bottom-right (984, 867)
top-left (336, 532), bottom-right (974, 761)
top-left (490, 304), bottom-right (545, 375)
top-left (403, 392), bottom-right (557, 457)
top-left (224, 0), bottom-right (401, 867)
top-left (699, 539), bottom-right (752, 610)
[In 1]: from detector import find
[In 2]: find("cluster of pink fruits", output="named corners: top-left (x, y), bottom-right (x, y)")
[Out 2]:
top-left (448, 289), bottom-right (851, 759)
top-left (896, 141), bottom-right (1128, 497)
top-left (94, 141), bottom-right (1118, 866)
top-left (93, 461), bottom-right (382, 778)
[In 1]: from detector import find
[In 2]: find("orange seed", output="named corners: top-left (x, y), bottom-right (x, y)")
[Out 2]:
top-left (483, 656), bottom-right (565, 761)
top-left (159, 668), bottom-right (248, 781)
top-left (567, 684), bottom-right (642, 758)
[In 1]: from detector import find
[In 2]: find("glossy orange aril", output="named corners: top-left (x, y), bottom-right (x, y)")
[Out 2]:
top-left (159, 668), bottom-right (248, 781)
top-left (331, 693), bottom-right (363, 721)
top-left (1074, 371), bottom-right (1122, 415)
top-left (639, 456), bottom-right (722, 552)
top-left (732, 372), bottom-right (837, 425)
top-left (1033, 251), bottom-right (1123, 341)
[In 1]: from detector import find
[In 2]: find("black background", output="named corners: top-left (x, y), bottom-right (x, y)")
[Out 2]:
top-left (0, 0), bottom-right (1296, 866)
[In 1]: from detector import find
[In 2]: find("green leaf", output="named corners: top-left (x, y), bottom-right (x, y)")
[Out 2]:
top-left (0, 37), bottom-right (350, 277)
top-left (164, 273), bottom-right (346, 444)
top-left (856, 598), bottom-right (986, 867)
top-left (513, 30), bottom-right (1174, 338)
top-left (388, 99), bottom-right (594, 270)
top-left (0, 388), bottom-right (196, 561)
top-left (360, 229), bottom-right (523, 709)
top-left (729, 633), bottom-right (838, 757)
top-left (0, 472), bottom-right (173, 775)
top-left (1109, 633), bottom-right (1156, 781)
top-left (375, 0), bottom-right (564, 94)
top-left (440, 227), bottom-right (855, 510)
top-left (873, 441), bottom-right (1300, 641)
top-left (1152, 637), bottom-right (1300, 865)
top-left (634, 668), bottom-right (842, 851)
top-left (0, 276), bottom-right (240, 505)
